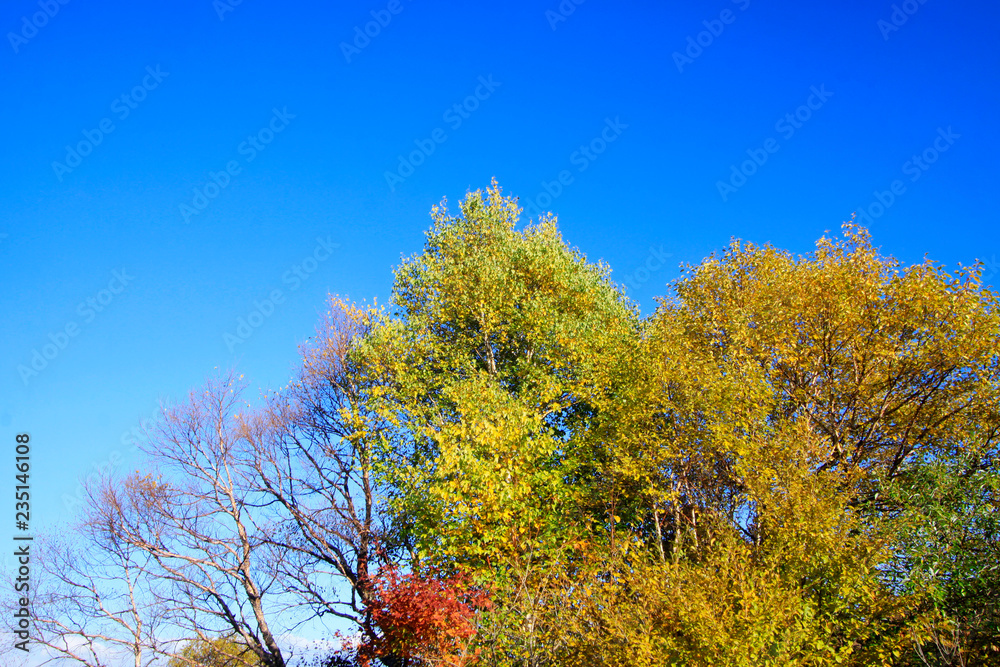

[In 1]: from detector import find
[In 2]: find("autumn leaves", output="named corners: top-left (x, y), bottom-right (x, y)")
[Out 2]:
top-left (27, 182), bottom-right (1000, 666)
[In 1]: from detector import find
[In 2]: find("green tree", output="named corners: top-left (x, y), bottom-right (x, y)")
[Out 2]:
top-left (880, 450), bottom-right (1000, 665)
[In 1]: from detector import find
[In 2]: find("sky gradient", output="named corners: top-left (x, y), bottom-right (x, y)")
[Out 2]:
top-left (2, 0), bottom-right (999, 545)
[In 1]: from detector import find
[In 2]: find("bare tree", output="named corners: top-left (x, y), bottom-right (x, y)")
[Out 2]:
top-left (236, 298), bottom-right (404, 665)
top-left (88, 373), bottom-right (294, 667)
top-left (3, 508), bottom-right (166, 667)
top-left (26, 299), bottom-right (404, 667)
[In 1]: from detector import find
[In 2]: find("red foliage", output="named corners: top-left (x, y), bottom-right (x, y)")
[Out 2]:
top-left (357, 566), bottom-right (492, 667)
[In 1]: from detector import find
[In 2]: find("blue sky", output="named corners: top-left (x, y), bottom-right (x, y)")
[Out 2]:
top-left (1, 0), bottom-right (999, 537)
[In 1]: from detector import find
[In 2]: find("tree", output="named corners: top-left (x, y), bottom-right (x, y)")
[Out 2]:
top-left (26, 182), bottom-right (1000, 666)
top-left (348, 180), bottom-right (640, 663)
top-left (6, 512), bottom-right (166, 667)
top-left (356, 188), bottom-right (1000, 665)
top-left (31, 307), bottom-right (411, 667)
top-left (167, 636), bottom-right (263, 667)
top-left (603, 223), bottom-right (1000, 664)
top-left (237, 299), bottom-right (409, 664)
top-left (90, 373), bottom-right (291, 667)
top-left (356, 566), bottom-right (489, 667)
top-left (880, 450), bottom-right (1000, 665)
top-left (358, 180), bottom-right (637, 565)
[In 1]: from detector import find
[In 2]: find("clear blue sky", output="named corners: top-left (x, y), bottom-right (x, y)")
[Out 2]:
top-left (2, 0), bottom-right (998, 535)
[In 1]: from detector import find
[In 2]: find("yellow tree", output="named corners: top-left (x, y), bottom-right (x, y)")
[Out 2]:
top-left (167, 636), bottom-right (263, 667)
top-left (599, 223), bottom-right (1000, 665)
top-left (362, 202), bottom-right (1000, 665)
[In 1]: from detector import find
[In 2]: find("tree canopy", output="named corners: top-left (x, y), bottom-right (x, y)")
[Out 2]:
top-left (18, 181), bottom-right (999, 667)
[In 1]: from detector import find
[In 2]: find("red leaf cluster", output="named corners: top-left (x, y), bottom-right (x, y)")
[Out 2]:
top-left (357, 566), bottom-right (492, 666)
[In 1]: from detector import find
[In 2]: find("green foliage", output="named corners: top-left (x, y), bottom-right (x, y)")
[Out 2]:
top-left (879, 451), bottom-right (1000, 664)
